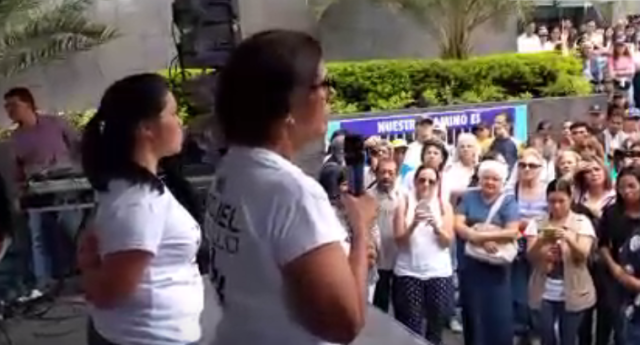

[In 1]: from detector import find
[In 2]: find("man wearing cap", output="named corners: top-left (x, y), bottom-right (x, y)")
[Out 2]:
top-left (391, 139), bottom-right (411, 180)
top-left (403, 116), bottom-right (434, 170)
top-left (473, 123), bottom-right (493, 155)
top-left (623, 109), bottom-right (640, 138)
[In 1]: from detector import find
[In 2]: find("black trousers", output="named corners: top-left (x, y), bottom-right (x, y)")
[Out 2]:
top-left (373, 269), bottom-right (393, 312)
top-left (595, 304), bottom-right (625, 345)
top-left (392, 275), bottom-right (454, 345)
top-left (88, 320), bottom-right (200, 345)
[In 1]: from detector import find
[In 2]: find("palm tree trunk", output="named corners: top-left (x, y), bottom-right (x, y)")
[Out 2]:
top-left (441, 12), bottom-right (471, 60)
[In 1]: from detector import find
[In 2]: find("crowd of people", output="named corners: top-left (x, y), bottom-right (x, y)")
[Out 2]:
top-left (6, 25), bottom-right (640, 345)
top-left (518, 16), bottom-right (640, 105)
top-left (317, 73), bottom-right (640, 344)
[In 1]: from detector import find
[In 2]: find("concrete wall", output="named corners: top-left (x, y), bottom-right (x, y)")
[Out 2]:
top-left (0, 0), bottom-right (318, 126)
top-left (526, 94), bottom-right (608, 133)
top-left (319, 0), bottom-right (516, 60)
top-left (0, 0), bottom-right (176, 126)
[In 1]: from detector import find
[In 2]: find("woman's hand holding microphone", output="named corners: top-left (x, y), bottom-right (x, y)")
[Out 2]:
top-left (342, 193), bottom-right (379, 267)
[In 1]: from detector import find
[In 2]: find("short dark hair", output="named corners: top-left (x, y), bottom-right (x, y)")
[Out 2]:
top-left (616, 166), bottom-right (640, 207)
top-left (416, 117), bottom-right (434, 127)
top-left (420, 139), bottom-right (449, 171)
top-left (330, 129), bottom-right (348, 143)
top-left (4, 87), bottom-right (35, 109)
top-left (81, 73), bottom-right (171, 192)
top-left (569, 121), bottom-right (589, 131)
top-left (608, 107), bottom-right (625, 120)
top-left (215, 30), bottom-right (323, 147)
top-left (472, 122), bottom-right (490, 134)
top-left (536, 120), bottom-right (552, 132)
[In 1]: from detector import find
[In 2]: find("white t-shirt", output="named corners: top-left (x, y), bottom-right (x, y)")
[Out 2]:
top-left (443, 162), bottom-right (475, 199)
top-left (90, 180), bottom-right (204, 345)
top-left (394, 193), bottom-right (452, 280)
top-left (517, 34), bottom-right (542, 53)
top-left (206, 147), bottom-right (349, 345)
top-left (524, 213), bottom-right (595, 302)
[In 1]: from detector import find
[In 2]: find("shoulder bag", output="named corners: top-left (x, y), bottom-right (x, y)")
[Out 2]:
top-left (464, 194), bottom-right (518, 265)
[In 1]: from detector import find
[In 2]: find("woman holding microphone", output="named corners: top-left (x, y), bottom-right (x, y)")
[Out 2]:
top-left (206, 30), bottom-right (377, 345)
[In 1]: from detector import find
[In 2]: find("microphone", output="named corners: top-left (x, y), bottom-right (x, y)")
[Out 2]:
top-left (344, 134), bottom-right (366, 196)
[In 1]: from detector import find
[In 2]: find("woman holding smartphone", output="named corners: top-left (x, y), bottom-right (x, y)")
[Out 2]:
top-left (525, 178), bottom-right (596, 345)
top-left (393, 164), bottom-right (455, 344)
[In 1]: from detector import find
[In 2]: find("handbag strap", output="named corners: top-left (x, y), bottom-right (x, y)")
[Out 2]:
top-left (483, 193), bottom-right (506, 226)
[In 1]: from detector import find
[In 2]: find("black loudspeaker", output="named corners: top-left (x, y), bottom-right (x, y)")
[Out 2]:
top-left (172, 0), bottom-right (241, 69)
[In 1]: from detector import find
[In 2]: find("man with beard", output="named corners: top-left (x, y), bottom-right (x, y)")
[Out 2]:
top-left (368, 158), bottom-right (403, 313)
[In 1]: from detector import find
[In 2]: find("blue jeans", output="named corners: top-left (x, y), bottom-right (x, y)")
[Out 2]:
top-left (537, 300), bottom-right (584, 345)
top-left (460, 257), bottom-right (513, 345)
top-left (27, 209), bottom-right (82, 287)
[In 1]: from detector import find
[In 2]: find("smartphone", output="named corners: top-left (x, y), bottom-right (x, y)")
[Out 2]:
top-left (344, 134), bottom-right (366, 196)
top-left (417, 199), bottom-right (431, 214)
top-left (540, 226), bottom-right (557, 239)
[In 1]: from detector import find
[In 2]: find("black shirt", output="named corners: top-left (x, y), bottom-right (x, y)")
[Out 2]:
top-left (598, 204), bottom-right (640, 263)
top-left (597, 203), bottom-right (640, 306)
top-left (0, 173), bottom-right (13, 239)
top-left (489, 137), bottom-right (518, 173)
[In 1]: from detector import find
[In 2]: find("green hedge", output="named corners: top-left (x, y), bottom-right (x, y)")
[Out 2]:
top-left (0, 52), bottom-right (588, 137)
top-left (328, 52), bottom-right (592, 115)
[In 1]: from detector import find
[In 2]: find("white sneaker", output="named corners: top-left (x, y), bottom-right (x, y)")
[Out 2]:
top-left (450, 319), bottom-right (463, 333)
top-left (16, 289), bottom-right (43, 303)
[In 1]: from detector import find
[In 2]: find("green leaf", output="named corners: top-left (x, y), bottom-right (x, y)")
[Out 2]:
top-left (0, 0), bottom-right (117, 76)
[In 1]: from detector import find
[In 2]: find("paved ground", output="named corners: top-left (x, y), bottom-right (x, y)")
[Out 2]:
top-left (5, 279), bottom-right (463, 345)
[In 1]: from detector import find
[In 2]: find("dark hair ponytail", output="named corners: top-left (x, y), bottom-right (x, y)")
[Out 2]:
top-left (81, 73), bottom-right (169, 193)
top-left (81, 114), bottom-right (107, 190)
top-left (547, 177), bottom-right (573, 197)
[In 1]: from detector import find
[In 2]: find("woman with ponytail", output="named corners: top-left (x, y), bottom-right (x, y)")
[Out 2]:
top-left (77, 73), bottom-right (204, 345)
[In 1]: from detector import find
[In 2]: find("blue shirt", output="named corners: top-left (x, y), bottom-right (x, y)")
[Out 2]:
top-left (455, 189), bottom-right (519, 270)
